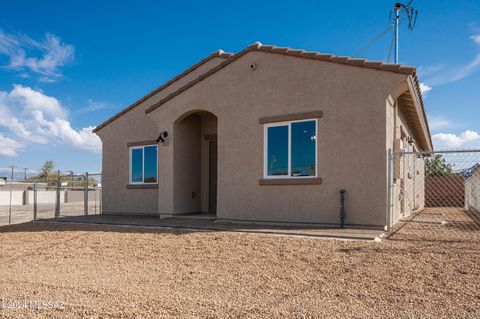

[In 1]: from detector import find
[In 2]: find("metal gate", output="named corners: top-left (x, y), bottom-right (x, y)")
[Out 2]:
top-left (0, 172), bottom-right (101, 226)
top-left (387, 149), bottom-right (480, 240)
top-left (53, 172), bottom-right (102, 219)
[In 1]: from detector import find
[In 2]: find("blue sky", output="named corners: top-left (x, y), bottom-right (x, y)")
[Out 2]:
top-left (0, 0), bottom-right (479, 176)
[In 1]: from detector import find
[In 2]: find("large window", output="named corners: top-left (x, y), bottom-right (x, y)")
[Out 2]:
top-left (129, 145), bottom-right (158, 184)
top-left (264, 119), bottom-right (317, 178)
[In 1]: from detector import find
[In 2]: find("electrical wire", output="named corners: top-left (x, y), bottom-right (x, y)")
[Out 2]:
top-left (387, 28), bottom-right (396, 63)
top-left (353, 1), bottom-right (417, 60)
top-left (352, 25), bottom-right (394, 58)
top-left (353, 13), bottom-right (407, 60)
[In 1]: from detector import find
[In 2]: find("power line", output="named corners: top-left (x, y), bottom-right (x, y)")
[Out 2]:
top-left (352, 25), bottom-right (394, 58)
top-left (387, 27), bottom-right (396, 63)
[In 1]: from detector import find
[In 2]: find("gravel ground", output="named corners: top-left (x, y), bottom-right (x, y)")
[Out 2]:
top-left (0, 220), bottom-right (479, 318)
top-left (0, 202), bottom-right (100, 226)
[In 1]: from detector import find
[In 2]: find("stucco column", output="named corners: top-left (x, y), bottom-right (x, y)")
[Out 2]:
top-left (157, 124), bottom-right (175, 216)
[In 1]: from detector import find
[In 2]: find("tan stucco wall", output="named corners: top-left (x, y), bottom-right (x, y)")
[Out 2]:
top-left (386, 98), bottom-right (425, 225)
top-left (96, 57), bottom-right (226, 214)
top-left (147, 51), bottom-right (409, 227)
top-left (173, 114), bottom-right (201, 213)
top-left (465, 171), bottom-right (480, 212)
top-left (199, 113), bottom-right (217, 212)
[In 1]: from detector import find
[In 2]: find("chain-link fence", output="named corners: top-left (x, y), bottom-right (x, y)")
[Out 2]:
top-left (0, 171), bottom-right (101, 226)
top-left (387, 149), bottom-right (480, 241)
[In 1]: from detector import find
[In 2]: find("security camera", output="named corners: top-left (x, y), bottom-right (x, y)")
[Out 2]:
top-left (156, 131), bottom-right (168, 143)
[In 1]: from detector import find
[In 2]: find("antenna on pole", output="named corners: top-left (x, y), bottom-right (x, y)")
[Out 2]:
top-left (390, 1), bottom-right (418, 64)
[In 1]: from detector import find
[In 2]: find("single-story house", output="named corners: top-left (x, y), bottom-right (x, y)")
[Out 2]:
top-left (94, 42), bottom-right (432, 229)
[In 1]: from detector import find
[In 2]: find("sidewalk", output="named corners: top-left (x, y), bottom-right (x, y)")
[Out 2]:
top-left (39, 214), bottom-right (385, 241)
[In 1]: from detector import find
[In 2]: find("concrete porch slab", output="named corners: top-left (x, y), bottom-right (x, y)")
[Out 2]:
top-left (38, 214), bottom-right (384, 241)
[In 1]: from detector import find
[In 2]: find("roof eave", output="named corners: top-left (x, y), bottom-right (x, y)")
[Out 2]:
top-left (93, 50), bottom-right (233, 133)
top-left (406, 75), bottom-right (433, 151)
top-left (145, 42), bottom-right (420, 114)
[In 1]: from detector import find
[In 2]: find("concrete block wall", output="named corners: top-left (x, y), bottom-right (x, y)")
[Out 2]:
top-left (465, 173), bottom-right (480, 213)
top-left (0, 191), bottom-right (24, 206)
top-left (0, 189), bottom-right (101, 206)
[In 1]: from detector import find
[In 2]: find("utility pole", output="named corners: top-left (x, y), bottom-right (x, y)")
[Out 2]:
top-left (391, 1), bottom-right (418, 64)
top-left (353, 1), bottom-right (417, 62)
top-left (9, 165), bottom-right (14, 182)
top-left (394, 3), bottom-right (400, 64)
top-left (23, 167), bottom-right (28, 181)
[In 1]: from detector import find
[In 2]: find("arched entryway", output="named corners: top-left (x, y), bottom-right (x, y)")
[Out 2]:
top-left (173, 110), bottom-right (218, 215)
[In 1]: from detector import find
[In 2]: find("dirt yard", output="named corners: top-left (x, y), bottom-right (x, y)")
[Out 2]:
top-left (0, 202), bottom-right (101, 226)
top-left (0, 221), bottom-right (479, 318)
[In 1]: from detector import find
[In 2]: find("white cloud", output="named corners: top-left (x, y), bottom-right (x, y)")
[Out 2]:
top-left (421, 33), bottom-right (480, 87)
top-left (80, 99), bottom-right (109, 113)
top-left (471, 34), bottom-right (480, 45)
top-left (419, 82), bottom-right (432, 95)
top-left (0, 85), bottom-right (101, 153)
top-left (0, 29), bottom-right (74, 82)
top-left (0, 134), bottom-right (22, 157)
top-left (428, 115), bottom-right (454, 132)
top-left (433, 130), bottom-right (480, 150)
top-left (9, 85), bottom-right (65, 117)
top-left (418, 64), bottom-right (444, 78)
top-left (47, 120), bottom-right (101, 152)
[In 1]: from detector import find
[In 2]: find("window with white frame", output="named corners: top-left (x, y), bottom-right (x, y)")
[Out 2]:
top-left (264, 119), bottom-right (317, 178)
top-left (129, 145), bottom-right (158, 184)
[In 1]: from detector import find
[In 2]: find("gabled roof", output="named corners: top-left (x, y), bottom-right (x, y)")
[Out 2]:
top-left (145, 41), bottom-right (420, 114)
top-left (93, 50), bottom-right (233, 133)
top-left (143, 42), bottom-right (431, 151)
top-left (93, 41), bottom-right (431, 150)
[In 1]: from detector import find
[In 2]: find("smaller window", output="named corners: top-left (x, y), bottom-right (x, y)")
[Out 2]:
top-left (129, 145), bottom-right (158, 184)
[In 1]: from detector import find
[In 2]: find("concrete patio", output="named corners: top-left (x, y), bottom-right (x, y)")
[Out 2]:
top-left (37, 214), bottom-right (385, 241)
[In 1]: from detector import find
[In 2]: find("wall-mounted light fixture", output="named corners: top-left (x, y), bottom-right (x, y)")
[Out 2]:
top-left (156, 131), bottom-right (168, 143)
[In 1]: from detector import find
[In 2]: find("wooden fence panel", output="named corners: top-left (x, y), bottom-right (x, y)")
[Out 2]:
top-left (425, 175), bottom-right (465, 207)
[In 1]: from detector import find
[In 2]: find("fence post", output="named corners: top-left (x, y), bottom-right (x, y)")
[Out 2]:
top-left (386, 148), bottom-right (394, 231)
top-left (8, 165), bottom-right (13, 225)
top-left (98, 172), bottom-right (102, 215)
top-left (94, 187), bottom-right (97, 215)
top-left (84, 172), bottom-right (89, 215)
top-left (33, 182), bottom-right (37, 221)
top-left (55, 170), bottom-right (60, 219)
